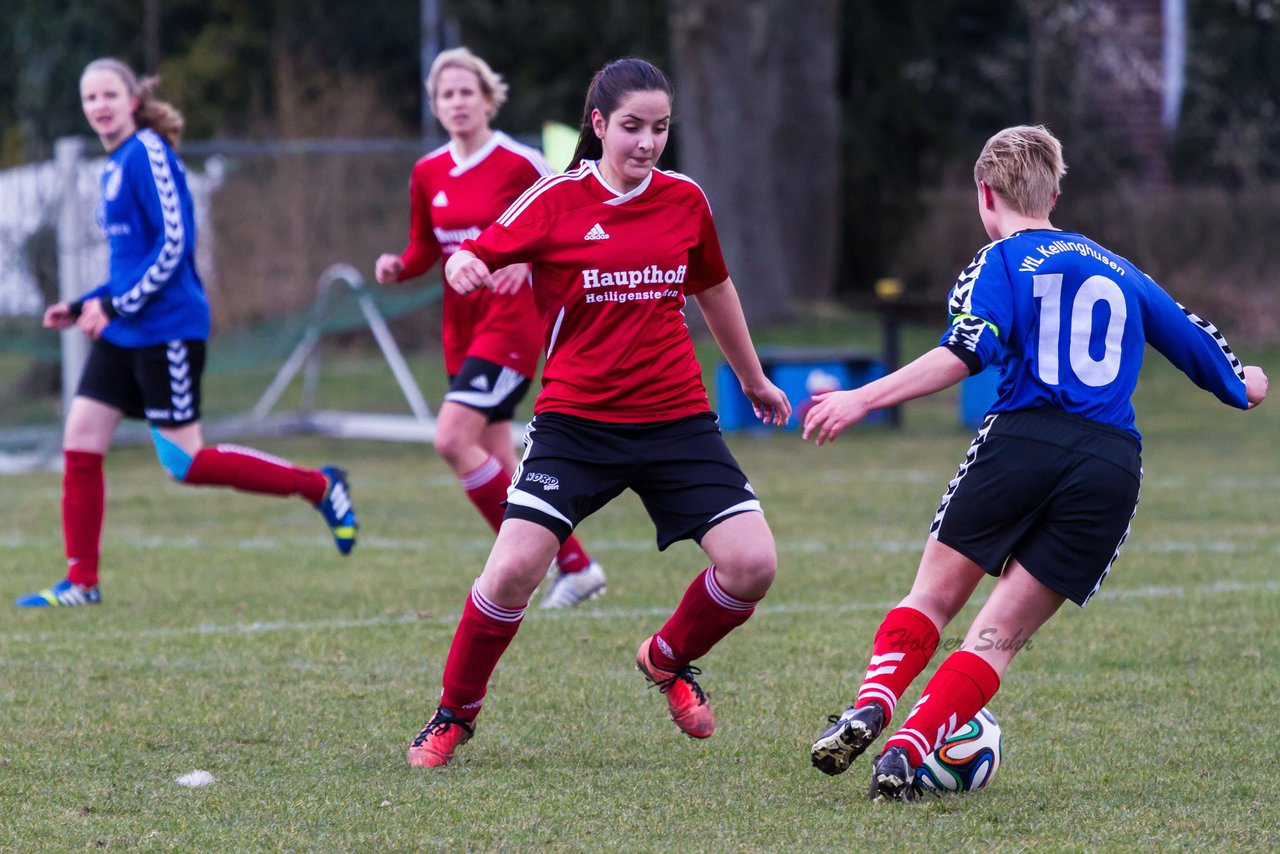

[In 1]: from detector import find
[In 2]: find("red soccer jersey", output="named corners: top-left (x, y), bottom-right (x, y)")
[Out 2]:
top-left (463, 161), bottom-right (730, 423)
top-left (396, 131), bottom-right (549, 376)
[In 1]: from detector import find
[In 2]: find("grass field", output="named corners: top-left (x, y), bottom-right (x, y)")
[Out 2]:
top-left (1, 329), bottom-right (1278, 851)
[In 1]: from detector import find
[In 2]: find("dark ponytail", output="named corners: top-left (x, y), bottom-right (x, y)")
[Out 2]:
top-left (569, 58), bottom-right (673, 168)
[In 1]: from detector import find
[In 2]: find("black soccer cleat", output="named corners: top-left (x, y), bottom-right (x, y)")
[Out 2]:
top-left (868, 745), bottom-right (917, 803)
top-left (811, 703), bottom-right (886, 776)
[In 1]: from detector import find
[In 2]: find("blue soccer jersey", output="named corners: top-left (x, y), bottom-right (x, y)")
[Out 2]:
top-left (82, 129), bottom-right (210, 347)
top-left (940, 228), bottom-right (1248, 442)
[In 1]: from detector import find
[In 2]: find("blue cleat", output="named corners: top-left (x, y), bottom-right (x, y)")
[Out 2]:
top-left (316, 465), bottom-right (358, 555)
top-left (16, 578), bottom-right (101, 608)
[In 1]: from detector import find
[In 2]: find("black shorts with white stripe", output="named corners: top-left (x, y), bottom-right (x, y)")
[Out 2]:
top-left (931, 406), bottom-right (1142, 607)
top-left (77, 338), bottom-right (205, 427)
top-left (445, 357), bottom-right (532, 424)
top-left (505, 411), bottom-right (762, 550)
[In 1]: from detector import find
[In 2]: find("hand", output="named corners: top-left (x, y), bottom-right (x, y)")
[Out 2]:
top-left (374, 254), bottom-right (404, 284)
top-left (76, 298), bottom-right (111, 340)
top-left (489, 263), bottom-right (530, 295)
top-left (444, 251), bottom-right (493, 295)
top-left (1244, 364), bottom-right (1268, 408)
top-left (43, 303), bottom-right (75, 330)
top-left (802, 389), bottom-right (871, 446)
top-left (745, 380), bottom-right (791, 427)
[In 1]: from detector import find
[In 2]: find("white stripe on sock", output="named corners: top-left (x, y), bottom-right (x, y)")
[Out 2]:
top-left (458, 455), bottom-right (504, 491)
top-left (858, 686), bottom-right (897, 716)
top-left (703, 567), bottom-right (756, 611)
top-left (469, 583), bottom-right (526, 623)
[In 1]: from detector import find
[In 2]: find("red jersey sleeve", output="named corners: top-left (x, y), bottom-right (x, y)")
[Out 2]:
top-left (461, 188), bottom-right (551, 270)
top-left (683, 199), bottom-right (729, 295)
top-left (398, 160), bottom-right (443, 280)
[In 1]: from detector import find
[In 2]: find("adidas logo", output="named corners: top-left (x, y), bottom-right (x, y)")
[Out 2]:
top-left (432, 190), bottom-right (448, 207)
top-left (584, 223), bottom-right (610, 240)
top-left (469, 375), bottom-right (490, 392)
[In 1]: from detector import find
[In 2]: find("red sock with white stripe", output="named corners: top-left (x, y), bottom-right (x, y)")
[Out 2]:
top-left (459, 455), bottom-right (509, 531)
top-left (883, 650), bottom-right (1001, 767)
top-left (63, 450), bottom-right (105, 588)
top-left (184, 444), bottom-right (327, 504)
top-left (649, 566), bottom-right (760, 670)
top-left (854, 606), bottom-right (940, 722)
top-left (460, 455), bottom-right (591, 573)
top-left (438, 584), bottom-right (526, 719)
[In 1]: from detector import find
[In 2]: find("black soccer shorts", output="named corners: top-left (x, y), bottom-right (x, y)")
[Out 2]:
top-left (444, 357), bottom-right (532, 424)
top-left (931, 406), bottom-right (1142, 607)
top-left (77, 338), bottom-right (205, 427)
top-left (505, 411), bottom-right (762, 549)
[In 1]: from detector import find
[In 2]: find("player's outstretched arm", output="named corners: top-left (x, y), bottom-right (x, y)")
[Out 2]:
top-left (694, 278), bottom-right (791, 427)
top-left (1244, 365), bottom-right (1268, 408)
top-left (803, 346), bottom-right (970, 445)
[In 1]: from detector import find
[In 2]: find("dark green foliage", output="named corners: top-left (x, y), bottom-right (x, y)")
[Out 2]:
top-left (2, 1), bottom-right (1276, 305)
top-left (1171, 0), bottom-right (1280, 183)
top-left (838, 1), bottom-right (1029, 293)
top-left (447, 0), bottom-right (668, 135)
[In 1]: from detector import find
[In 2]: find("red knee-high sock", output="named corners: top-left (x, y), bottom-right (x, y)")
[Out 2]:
top-left (459, 455), bottom-right (509, 532)
top-left (884, 650), bottom-right (1001, 767)
top-left (459, 455), bottom-right (591, 573)
top-left (438, 584), bottom-right (526, 719)
top-left (63, 450), bottom-right (105, 588)
top-left (184, 444), bottom-right (327, 503)
top-left (554, 535), bottom-right (591, 574)
top-left (650, 567), bottom-right (760, 670)
top-left (855, 606), bottom-right (941, 723)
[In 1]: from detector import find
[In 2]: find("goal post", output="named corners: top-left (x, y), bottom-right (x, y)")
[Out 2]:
top-left (216, 263), bottom-right (438, 444)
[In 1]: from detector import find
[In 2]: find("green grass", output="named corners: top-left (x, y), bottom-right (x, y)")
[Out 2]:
top-left (1, 329), bottom-right (1278, 851)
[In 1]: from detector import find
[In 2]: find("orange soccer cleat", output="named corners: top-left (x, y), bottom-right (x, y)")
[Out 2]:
top-left (635, 636), bottom-right (715, 739)
top-left (407, 706), bottom-right (475, 768)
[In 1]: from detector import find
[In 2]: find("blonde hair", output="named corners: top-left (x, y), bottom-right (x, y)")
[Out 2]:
top-left (973, 125), bottom-right (1066, 218)
top-left (82, 58), bottom-right (184, 148)
top-left (425, 47), bottom-right (509, 117)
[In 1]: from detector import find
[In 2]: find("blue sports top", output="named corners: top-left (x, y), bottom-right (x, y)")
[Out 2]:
top-left (82, 128), bottom-right (210, 347)
top-left (940, 228), bottom-right (1248, 443)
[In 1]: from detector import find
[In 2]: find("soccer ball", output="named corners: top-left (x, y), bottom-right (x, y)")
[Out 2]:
top-left (915, 706), bottom-right (1002, 793)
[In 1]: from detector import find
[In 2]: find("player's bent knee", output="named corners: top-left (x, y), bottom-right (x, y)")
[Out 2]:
top-left (432, 430), bottom-right (474, 468)
top-left (715, 552), bottom-right (776, 598)
top-left (150, 427), bottom-right (195, 481)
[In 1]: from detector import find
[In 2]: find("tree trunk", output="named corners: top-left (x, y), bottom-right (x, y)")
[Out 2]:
top-left (668, 0), bottom-right (840, 326)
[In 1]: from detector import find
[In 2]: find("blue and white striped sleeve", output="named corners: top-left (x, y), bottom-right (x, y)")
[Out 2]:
top-left (1141, 275), bottom-right (1249, 409)
top-left (107, 130), bottom-right (186, 319)
top-left (938, 241), bottom-right (1010, 375)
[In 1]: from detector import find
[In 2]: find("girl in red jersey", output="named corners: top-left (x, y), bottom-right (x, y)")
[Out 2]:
top-left (406, 57), bottom-right (791, 768)
top-left (375, 48), bottom-right (605, 608)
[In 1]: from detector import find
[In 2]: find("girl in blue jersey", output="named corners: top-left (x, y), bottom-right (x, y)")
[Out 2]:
top-left (802, 125), bottom-right (1268, 801)
top-left (17, 58), bottom-right (359, 609)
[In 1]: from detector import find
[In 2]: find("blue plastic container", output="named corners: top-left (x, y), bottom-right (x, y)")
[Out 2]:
top-left (959, 366), bottom-right (1002, 430)
top-left (716, 349), bottom-right (887, 431)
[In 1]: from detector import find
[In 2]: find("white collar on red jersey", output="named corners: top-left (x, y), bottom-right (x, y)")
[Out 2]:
top-left (448, 131), bottom-right (508, 177)
top-left (586, 160), bottom-right (654, 205)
